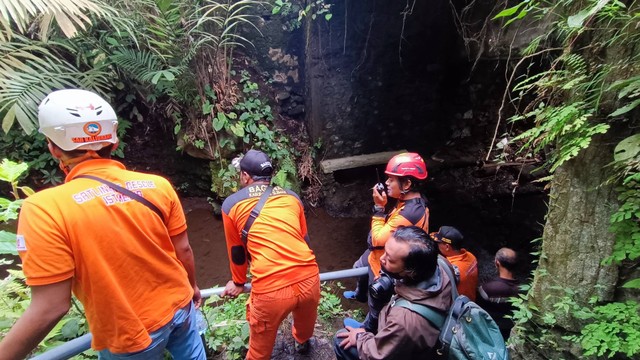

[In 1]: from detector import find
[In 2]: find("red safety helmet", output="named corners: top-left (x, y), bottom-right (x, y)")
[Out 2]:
top-left (385, 152), bottom-right (428, 180)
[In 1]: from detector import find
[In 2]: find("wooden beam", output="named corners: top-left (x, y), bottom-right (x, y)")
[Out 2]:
top-left (320, 150), bottom-right (407, 174)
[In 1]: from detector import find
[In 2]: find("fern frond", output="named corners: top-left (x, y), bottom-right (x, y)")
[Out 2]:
top-left (197, 0), bottom-right (264, 50)
top-left (110, 48), bottom-right (163, 81)
top-left (0, 0), bottom-right (119, 40)
top-left (0, 68), bottom-right (81, 133)
top-left (562, 53), bottom-right (587, 74)
top-left (0, 35), bottom-right (67, 73)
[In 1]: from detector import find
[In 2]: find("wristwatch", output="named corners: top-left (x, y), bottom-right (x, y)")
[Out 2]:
top-left (373, 205), bottom-right (385, 214)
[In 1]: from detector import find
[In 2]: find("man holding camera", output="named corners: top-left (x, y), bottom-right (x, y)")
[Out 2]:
top-left (334, 226), bottom-right (453, 360)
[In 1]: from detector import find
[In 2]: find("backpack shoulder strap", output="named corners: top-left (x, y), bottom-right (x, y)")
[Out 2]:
top-left (241, 185), bottom-right (273, 244)
top-left (75, 174), bottom-right (165, 223)
top-left (437, 256), bottom-right (459, 299)
top-left (393, 298), bottom-right (446, 329)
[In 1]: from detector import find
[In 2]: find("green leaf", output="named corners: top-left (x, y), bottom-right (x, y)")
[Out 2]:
top-left (493, 3), bottom-right (524, 19)
top-left (106, 37), bottom-right (119, 46)
top-left (506, 8), bottom-right (528, 25)
top-left (60, 318), bottom-right (80, 339)
top-left (163, 71), bottom-right (175, 81)
top-left (213, 112), bottom-right (227, 132)
top-left (608, 75), bottom-right (640, 98)
top-left (609, 99), bottom-right (640, 117)
top-left (0, 230), bottom-right (17, 255)
top-left (202, 101), bottom-right (213, 115)
top-left (568, 0), bottom-right (612, 29)
top-left (151, 71), bottom-right (163, 84)
top-left (0, 198), bottom-right (22, 222)
top-left (325, 13), bottom-right (332, 21)
top-left (613, 134), bottom-right (640, 162)
top-left (0, 159), bottom-right (28, 184)
top-left (568, 9), bottom-right (591, 28)
top-left (230, 123), bottom-right (245, 137)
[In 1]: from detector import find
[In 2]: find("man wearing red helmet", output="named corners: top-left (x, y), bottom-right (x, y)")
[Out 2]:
top-left (344, 152), bottom-right (430, 333)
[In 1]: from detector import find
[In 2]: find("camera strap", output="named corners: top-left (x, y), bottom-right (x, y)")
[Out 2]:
top-left (75, 174), bottom-right (165, 223)
top-left (241, 185), bottom-right (273, 244)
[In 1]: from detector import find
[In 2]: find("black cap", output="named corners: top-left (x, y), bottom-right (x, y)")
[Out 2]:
top-left (240, 149), bottom-right (273, 177)
top-left (430, 226), bottom-right (464, 249)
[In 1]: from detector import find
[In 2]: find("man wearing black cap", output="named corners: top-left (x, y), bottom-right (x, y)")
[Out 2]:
top-left (430, 226), bottom-right (479, 301)
top-left (220, 149), bottom-right (320, 360)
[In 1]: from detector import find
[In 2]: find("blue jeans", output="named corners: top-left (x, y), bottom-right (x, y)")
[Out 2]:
top-left (98, 301), bottom-right (206, 360)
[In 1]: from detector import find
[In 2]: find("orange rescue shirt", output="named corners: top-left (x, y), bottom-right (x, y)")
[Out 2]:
top-left (17, 159), bottom-right (193, 353)
top-left (447, 249), bottom-right (479, 301)
top-left (221, 184), bottom-right (319, 294)
top-left (368, 197), bottom-right (429, 277)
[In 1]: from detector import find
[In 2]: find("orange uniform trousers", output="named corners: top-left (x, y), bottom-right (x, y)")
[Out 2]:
top-left (245, 274), bottom-right (320, 360)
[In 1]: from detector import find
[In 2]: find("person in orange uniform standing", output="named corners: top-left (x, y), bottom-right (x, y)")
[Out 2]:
top-left (221, 149), bottom-right (320, 360)
top-left (430, 226), bottom-right (479, 301)
top-left (0, 89), bottom-right (205, 360)
top-left (344, 152), bottom-right (430, 332)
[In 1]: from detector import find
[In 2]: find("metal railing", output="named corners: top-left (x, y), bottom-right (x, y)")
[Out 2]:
top-left (31, 267), bottom-right (368, 360)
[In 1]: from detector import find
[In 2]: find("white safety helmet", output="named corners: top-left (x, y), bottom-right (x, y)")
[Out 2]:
top-left (38, 89), bottom-right (118, 151)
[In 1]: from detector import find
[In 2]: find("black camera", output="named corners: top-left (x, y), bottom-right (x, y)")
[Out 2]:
top-left (375, 183), bottom-right (385, 195)
top-left (369, 271), bottom-right (395, 302)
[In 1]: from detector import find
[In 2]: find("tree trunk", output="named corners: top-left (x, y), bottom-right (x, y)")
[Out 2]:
top-left (511, 131), bottom-right (624, 359)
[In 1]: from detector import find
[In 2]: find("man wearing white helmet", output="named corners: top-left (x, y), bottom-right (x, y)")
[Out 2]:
top-left (0, 89), bottom-right (206, 359)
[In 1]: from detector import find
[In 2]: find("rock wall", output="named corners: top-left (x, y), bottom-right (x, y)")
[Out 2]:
top-left (304, 0), bottom-right (460, 158)
top-left (297, 0), bottom-right (548, 265)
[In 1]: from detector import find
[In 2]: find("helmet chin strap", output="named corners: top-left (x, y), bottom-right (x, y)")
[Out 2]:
top-left (399, 178), bottom-right (412, 196)
top-left (58, 151), bottom-right (101, 175)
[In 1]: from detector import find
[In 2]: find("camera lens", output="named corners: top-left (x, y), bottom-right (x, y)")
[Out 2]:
top-left (369, 273), bottom-right (394, 301)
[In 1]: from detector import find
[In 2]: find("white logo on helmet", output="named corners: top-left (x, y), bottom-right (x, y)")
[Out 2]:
top-left (83, 122), bottom-right (102, 136)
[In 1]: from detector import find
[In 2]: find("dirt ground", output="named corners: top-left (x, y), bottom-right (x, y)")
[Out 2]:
top-left (182, 197), bottom-right (370, 360)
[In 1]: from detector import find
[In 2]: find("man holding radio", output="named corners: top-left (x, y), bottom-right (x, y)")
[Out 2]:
top-left (343, 152), bottom-right (430, 332)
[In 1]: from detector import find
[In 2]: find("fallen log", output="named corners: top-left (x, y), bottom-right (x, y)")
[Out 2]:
top-left (320, 150), bottom-right (407, 174)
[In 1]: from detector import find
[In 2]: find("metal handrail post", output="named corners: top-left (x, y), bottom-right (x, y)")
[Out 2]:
top-left (31, 266), bottom-right (368, 360)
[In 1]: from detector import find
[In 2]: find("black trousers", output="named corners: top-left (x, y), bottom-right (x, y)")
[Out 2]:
top-left (352, 250), bottom-right (392, 333)
top-left (333, 330), bottom-right (360, 360)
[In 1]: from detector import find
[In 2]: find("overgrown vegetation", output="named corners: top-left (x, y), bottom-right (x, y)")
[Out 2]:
top-left (0, 159), bottom-right (33, 254)
top-left (272, 0), bottom-right (333, 31)
top-left (488, 0), bottom-right (640, 357)
top-left (0, 261), bottom-right (96, 358)
top-left (208, 70), bottom-right (299, 197)
top-left (0, 0), bottom-right (311, 198)
top-left (197, 282), bottom-right (356, 359)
